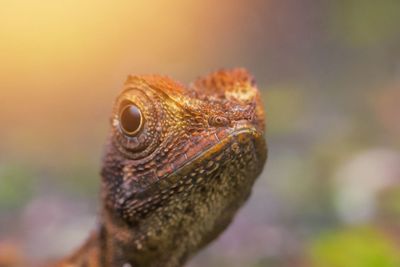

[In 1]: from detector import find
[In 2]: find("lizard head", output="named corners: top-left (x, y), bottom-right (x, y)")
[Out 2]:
top-left (101, 68), bottom-right (267, 265)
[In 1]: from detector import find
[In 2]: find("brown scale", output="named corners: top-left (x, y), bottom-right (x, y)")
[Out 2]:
top-left (33, 68), bottom-right (269, 267)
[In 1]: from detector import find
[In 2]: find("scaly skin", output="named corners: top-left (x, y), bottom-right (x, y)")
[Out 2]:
top-left (50, 68), bottom-right (267, 267)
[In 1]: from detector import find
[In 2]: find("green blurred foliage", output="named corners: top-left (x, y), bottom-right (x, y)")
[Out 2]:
top-left (330, 0), bottom-right (400, 46)
top-left (0, 165), bottom-right (34, 211)
top-left (309, 227), bottom-right (400, 267)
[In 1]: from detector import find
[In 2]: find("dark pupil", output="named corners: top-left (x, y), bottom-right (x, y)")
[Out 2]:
top-left (120, 104), bottom-right (142, 135)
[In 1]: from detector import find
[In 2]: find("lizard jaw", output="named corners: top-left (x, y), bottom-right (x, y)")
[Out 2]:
top-left (119, 124), bottom-right (267, 219)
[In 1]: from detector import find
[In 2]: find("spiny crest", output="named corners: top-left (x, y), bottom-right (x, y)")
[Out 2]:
top-left (191, 68), bottom-right (257, 103)
top-left (124, 69), bottom-right (262, 122)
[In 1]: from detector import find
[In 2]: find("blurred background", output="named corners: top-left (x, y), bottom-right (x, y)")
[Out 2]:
top-left (1, 0), bottom-right (400, 266)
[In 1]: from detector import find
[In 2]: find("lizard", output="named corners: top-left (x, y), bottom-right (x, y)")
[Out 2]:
top-left (46, 68), bottom-right (268, 267)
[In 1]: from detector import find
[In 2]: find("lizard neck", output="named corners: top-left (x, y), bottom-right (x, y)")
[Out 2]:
top-left (98, 208), bottom-right (190, 267)
top-left (97, 169), bottom-right (258, 267)
top-left (56, 218), bottom-right (182, 267)
top-left (98, 162), bottom-right (196, 267)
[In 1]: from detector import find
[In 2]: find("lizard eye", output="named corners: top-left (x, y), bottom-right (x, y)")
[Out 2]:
top-left (113, 89), bottom-right (162, 160)
top-left (119, 104), bottom-right (143, 136)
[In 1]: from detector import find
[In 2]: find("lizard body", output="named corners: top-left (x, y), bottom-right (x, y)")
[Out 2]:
top-left (49, 68), bottom-right (267, 267)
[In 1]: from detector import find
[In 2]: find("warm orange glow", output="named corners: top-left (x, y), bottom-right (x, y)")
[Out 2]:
top-left (0, 0), bottom-right (248, 163)
top-left (0, 1), bottom-right (244, 91)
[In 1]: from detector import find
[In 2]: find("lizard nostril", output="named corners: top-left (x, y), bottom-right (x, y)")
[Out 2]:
top-left (208, 115), bottom-right (230, 127)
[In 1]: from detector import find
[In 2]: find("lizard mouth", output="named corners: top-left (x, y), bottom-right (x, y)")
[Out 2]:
top-left (118, 123), bottom-right (267, 221)
top-left (154, 123), bottom-right (265, 181)
top-left (171, 124), bottom-right (266, 179)
top-left (132, 123), bottom-right (266, 198)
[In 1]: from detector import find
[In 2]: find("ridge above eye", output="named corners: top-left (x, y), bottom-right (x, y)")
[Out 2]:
top-left (119, 104), bottom-right (143, 136)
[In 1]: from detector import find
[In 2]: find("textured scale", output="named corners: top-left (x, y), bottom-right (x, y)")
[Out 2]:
top-left (47, 68), bottom-right (268, 267)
